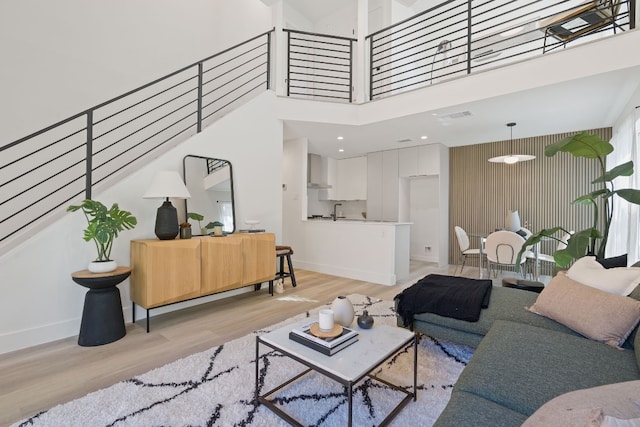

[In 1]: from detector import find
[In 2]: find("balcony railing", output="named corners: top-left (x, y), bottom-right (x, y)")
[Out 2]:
top-left (0, 30), bottom-right (273, 246)
top-left (284, 29), bottom-right (356, 103)
top-left (367, 0), bottom-right (634, 99)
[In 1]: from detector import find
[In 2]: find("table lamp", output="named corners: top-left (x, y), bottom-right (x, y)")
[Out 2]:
top-left (143, 171), bottom-right (191, 240)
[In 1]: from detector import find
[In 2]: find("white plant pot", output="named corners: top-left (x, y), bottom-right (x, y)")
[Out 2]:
top-left (331, 295), bottom-right (355, 327)
top-left (88, 260), bottom-right (118, 273)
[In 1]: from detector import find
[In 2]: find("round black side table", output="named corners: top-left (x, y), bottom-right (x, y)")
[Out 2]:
top-left (72, 267), bottom-right (131, 346)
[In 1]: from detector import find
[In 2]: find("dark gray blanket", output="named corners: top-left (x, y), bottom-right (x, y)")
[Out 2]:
top-left (395, 274), bottom-right (493, 326)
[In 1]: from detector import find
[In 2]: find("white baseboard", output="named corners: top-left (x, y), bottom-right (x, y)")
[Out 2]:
top-left (295, 260), bottom-right (397, 286)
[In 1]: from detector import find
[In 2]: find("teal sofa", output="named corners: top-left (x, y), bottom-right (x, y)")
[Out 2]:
top-left (397, 282), bottom-right (640, 426)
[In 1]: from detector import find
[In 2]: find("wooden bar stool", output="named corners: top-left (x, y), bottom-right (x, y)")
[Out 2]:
top-left (269, 245), bottom-right (297, 295)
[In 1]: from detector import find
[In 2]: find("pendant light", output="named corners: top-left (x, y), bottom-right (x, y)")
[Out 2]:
top-left (488, 122), bottom-right (536, 164)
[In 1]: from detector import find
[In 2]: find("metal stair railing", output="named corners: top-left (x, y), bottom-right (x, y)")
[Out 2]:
top-left (284, 29), bottom-right (356, 103)
top-left (367, 0), bottom-right (634, 100)
top-left (0, 29), bottom-right (273, 247)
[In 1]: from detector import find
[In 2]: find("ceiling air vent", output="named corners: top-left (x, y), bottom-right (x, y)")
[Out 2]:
top-left (438, 110), bottom-right (473, 120)
top-left (396, 138), bottom-right (412, 143)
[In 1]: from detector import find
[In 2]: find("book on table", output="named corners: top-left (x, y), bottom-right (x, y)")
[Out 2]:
top-left (288, 321), bottom-right (359, 356)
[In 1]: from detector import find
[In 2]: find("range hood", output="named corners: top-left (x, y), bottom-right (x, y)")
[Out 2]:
top-left (307, 153), bottom-right (332, 189)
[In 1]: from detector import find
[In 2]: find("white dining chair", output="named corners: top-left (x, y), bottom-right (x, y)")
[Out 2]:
top-left (485, 230), bottom-right (528, 278)
top-left (454, 226), bottom-right (484, 276)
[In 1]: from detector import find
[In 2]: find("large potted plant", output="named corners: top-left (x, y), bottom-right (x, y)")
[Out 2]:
top-left (517, 132), bottom-right (640, 268)
top-left (67, 199), bottom-right (137, 273)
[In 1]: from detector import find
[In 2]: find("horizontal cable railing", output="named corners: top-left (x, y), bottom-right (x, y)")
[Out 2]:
top-left (284, 29), bottom-right (356, 103)
top-left (367, 0), bottom-right (634, 99)
top-left (0, 29), bottom-right (273, 246)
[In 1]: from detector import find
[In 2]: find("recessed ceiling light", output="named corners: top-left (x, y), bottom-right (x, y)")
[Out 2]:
top-left (338, 148), bottom-right (345, 152)
top-left (337, 136), bottom-right (344, 140)
top-left (420, 135), bottom-right (428, 140)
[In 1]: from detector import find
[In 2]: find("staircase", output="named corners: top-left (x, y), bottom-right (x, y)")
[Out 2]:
top-left (0, 30), bottom-right (273, 255)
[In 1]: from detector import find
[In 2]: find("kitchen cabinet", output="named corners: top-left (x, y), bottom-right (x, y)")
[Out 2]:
top-left (335, 156), bottom-right (367, 200)
top-left (398, 145), bottom-right (440, 177)
top-left (320, 156), bottom-right (367, 201)
top-left (367, 150), bottom-right (399, 221)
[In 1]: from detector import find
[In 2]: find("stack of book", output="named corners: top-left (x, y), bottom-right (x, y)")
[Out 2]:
top-left (289, 322), bottom-right (359, 356)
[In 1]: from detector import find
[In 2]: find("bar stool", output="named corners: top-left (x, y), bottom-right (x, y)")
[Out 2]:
top-left (269, 245), bottom-right (297, 295)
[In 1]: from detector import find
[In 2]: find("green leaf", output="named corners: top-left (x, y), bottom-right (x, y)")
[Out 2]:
top-left (593, 161), bottom-right (634, 183)
top-left (553, 250), bottom-right (575, 267)
top-left (615, 188), bottom-right (640, 205)
top-left (67, 199), bottom-right (137, 261)
top-left (572, 194), bottom-right (597, 205)
top-left (544, 132), bottom-right (613, 159)
top-left (563, 228), bottom-right (600, 260)
top-left (187, 212), bottom-right (204, 221)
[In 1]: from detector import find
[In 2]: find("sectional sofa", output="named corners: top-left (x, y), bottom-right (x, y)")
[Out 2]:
top-left (396, 257), bottom-right (640, 426)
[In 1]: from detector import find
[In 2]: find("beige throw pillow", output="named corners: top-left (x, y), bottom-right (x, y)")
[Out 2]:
top-left (526, 272), bottom-right (640, 348)
top-left (567, 256), bottom-right (640, 296)
top-left (522, 380), bottom-right (640, 427)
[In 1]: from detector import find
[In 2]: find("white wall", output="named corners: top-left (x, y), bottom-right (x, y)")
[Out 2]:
top-left (0, 0), bottom-right (273, 143)
top-left (0, 92), bottom-right (283, 355)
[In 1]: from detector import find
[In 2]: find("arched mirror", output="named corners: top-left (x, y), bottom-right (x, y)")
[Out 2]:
top-left (183, 155), bottom-right (236, 235)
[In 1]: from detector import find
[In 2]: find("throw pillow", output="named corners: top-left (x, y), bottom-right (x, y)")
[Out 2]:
top-left (522, 380), bottom-right (640, 427)
top-left (567, 256), bottom-right (640, 296)
top-left (526, 272), bottom-right (640, 348)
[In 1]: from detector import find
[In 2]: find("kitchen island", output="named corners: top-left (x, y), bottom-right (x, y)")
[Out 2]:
top-left (293, 219), bottom-right (411, 286)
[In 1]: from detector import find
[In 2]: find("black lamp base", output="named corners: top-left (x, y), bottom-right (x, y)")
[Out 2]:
top-left (155, 200), bottom-right (178, 240)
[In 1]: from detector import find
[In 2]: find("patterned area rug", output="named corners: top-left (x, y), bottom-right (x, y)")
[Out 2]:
top-left (14, 295), bottom-right (473, 427)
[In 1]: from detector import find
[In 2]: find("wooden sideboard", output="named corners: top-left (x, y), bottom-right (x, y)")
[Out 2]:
top-left (130, 233), bottom-right (275, 331)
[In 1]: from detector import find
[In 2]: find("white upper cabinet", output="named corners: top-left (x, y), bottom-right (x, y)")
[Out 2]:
top-left (398, 145), bottom-right (440, 177)
top-left (335, 156), bottom-right (367, 200)
top-left (323, 156), bottom-right (367, 200)
top-left (367, 150), bottom-right (399, 221)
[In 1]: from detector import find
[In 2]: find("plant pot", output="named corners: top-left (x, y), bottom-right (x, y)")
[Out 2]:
top-left (88, 260), bottom-right (118, 273)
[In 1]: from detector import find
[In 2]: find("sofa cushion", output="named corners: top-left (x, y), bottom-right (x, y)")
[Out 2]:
top-left (567, 256), bottom-right (640, 296)
top-left (454, 320), bottom-right (640, 417)
top-left (407, 286), bottom-right (583, 348)
top-left (527, 272), bottom-right (640, 348)
top-left (522, 380), bottom-right (640, 427)
top-left (434, 390), bottom-right (528, 427)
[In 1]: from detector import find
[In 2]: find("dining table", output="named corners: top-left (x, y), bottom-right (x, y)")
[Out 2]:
top-left (468, 231), bottom-right (547, 282)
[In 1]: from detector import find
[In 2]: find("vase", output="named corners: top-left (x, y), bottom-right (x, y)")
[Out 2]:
top-left (180, 227), bottom-right (192, 239)
top-left (88, 260), bottom-right (117, 273)
top-left (331, 296), bottom-right (354, 327)
top-left (357, 310), bottom-right (374, 329)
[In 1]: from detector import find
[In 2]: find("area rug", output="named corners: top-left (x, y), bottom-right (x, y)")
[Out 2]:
top-left (15, 295), bottom-right (473, 427)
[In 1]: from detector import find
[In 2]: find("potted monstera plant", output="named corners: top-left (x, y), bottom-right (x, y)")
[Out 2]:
top-left (67, 199), bottom-right (137, 273)
top-left (517, 132), bottom-right (640, 268)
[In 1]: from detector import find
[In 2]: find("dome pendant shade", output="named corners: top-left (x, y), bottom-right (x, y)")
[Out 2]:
top-left (488, 123), bottom-right (536, 164)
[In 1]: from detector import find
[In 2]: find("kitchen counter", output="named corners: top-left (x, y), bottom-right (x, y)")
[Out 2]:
top-left (294, 220), bottom-right (411, 286)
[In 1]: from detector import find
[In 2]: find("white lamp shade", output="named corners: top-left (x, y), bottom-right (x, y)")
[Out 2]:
top-left (143, 171), bottom-right (191, 199)
top-left (505, 210), bottom-right (521, 232)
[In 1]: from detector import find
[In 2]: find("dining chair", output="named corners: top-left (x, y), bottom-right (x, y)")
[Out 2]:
top-left (484, 230), bottom-right (528, 278)
top-left (454, 226), bottom-right (484, 276)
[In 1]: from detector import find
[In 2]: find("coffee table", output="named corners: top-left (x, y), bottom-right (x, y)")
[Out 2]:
top-left (255, 320), bottom-right (417, 426)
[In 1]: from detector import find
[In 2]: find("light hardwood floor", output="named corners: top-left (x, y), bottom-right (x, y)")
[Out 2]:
top-left (1, 262), bottom-right (458, 426)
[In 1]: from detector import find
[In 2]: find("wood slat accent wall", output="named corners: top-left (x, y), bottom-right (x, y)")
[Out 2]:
top-left (449, 127), bottom-right (611, 274)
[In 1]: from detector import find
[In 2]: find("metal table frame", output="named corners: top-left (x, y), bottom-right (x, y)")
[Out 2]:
top-left (255, 333), bottom-right (417, 426)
